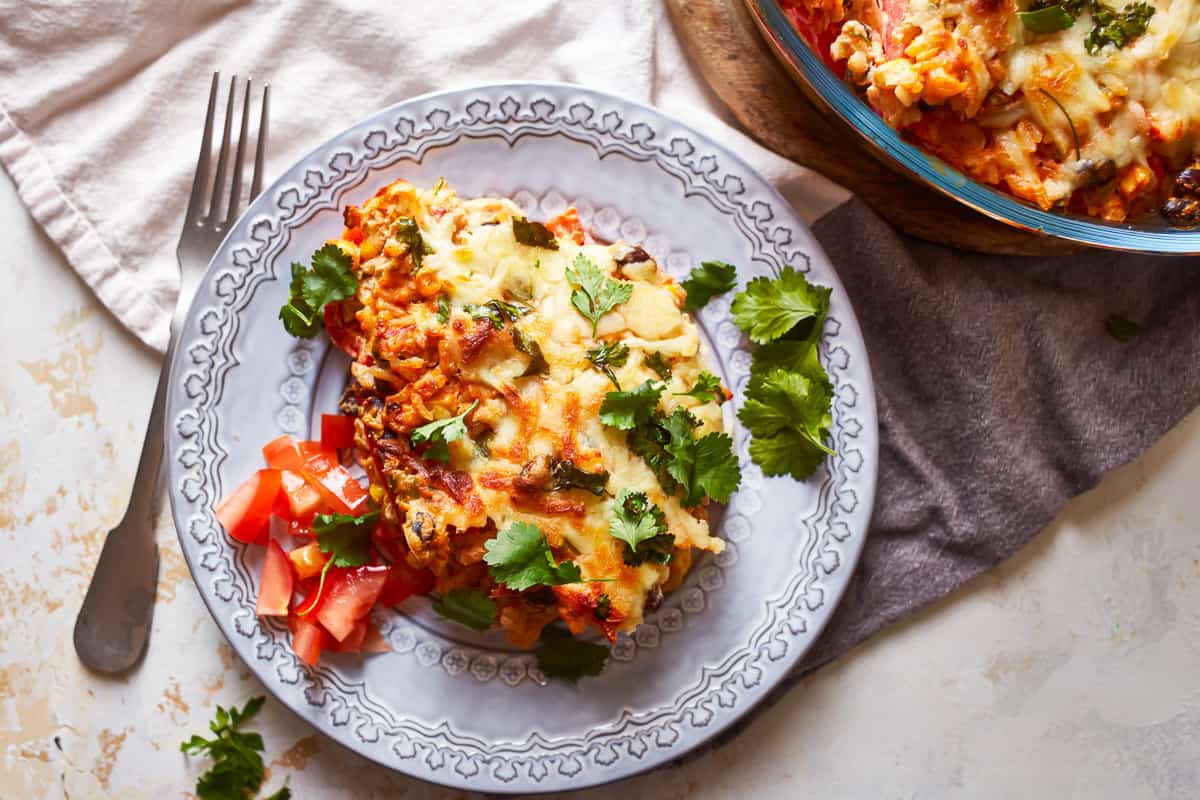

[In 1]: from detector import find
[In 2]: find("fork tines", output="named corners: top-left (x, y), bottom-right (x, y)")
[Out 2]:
top-left (183, 72), bottom-right (270, 233)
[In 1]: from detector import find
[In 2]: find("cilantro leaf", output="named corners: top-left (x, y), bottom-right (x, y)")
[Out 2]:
top-left (566, 253), bottom-right (633, 336)
top-left (594, 593), bottom-right (612, 620)
top-left (681, 260), bottom-right (737, 312)
top-left (279, 244), bottom-right (358, 339)
top-left (731, 266), bottom-right (831, 344)
top-left (608, 490), bottom-right (673, 566)
top-left (739, 368), bottom-right (834, 479)
top-left (675, 372), bottom-right (725, 404)
top-left (625, 419), bottom-right (679, 496)
top-left (598, 380), bottom-right (665, 430)
top-left (433, 589), bottom-right (497, 631)
top-left (1018, 4), bottom-right (1076, 32)
top-left (1086, 0), bottom-right (1154, 52)
top-left (483, 522), bottom-right (582, 591)
top-left (511, 327), bottom-right (549, 376)
top-left (550, 459), bottom-right (610, 496)
top-left (437, 294), bottom-right (451, 324)
top-left (512, 216), bottom-right (559, 250)
top-left (587, 341), bottom-right (630, 388)
top-left (182, 697), bottom-right (289, 800)
top-left (643, 351), bottom-right (673, 381)
top-left (466, 299), bottom-right (532, 329)
top-left (394, 217), bottom-right (432, 270)
top-left (313, 511), bottom-right (380, 568)
top-left (662, 407), bottom-right (741, 507)
top-left (534, 626), bottom-right (609, 682)
top-left (410, 400), bottom-right (479, 463)
top-left (750, 337), bottom-right (825, 378)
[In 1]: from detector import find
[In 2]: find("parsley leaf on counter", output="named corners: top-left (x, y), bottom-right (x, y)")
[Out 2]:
top-left (550, 459), bottom-right (610, 497)
top-left (279, 244), bottom-right (357, 338)
top-left (739, 368), bottom-right (834, 480)
top-left (566, 253), bottom-right (633, 335)
top-left (681, 260), bottom-right (737, 312)
top-left (410, 400), bottom-right (479, 463)
top-left (587, 341), bottom-right (630, 388)
top-left (608, 490), bottom-right (673, 566)
top-left (675, 372), bottom-right (725, 405)
top-left (731, 266), bottom-right (831, 344)
top-left (181, 697), bottom-right (291, 800)
top-left (598, 380), bottom-right (665, 430)
top-left (643, 351), bottom-right (673, 381)
top-left (433, 589), bottom-right (497, 631)
top-left (512, 216), bottom-right (560, 250)
top-left (484, 522), bottom-right (583, 591)
top-left (535, 626), bottom-right (609, 682)
top-left (394, 217), bottom-right (432, 269)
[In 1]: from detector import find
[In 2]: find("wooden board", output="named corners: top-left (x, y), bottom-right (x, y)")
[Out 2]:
top-left (667, 0), bottom-right (1083, 255)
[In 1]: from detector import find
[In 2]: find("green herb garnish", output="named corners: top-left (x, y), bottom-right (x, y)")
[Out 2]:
top-left (466, 299), bottom-right (532, 329)
top-left (278, 244), bottom-right (357, 338)
top-left (433, 589), bottom-right (497, 631)
top-left (731, 266), bottom-right (831, 345)
top-left (739, 368), bottom-right (834, 480)
top-left (437, 293), bottom-right (451, 324)
top-left (512, 216), bottom-right (559, 250)
top-left (566, 253), bottom-right (633, 336)
top-left (608, 490), bottom-right (674, 566)
top-left (644, 351), bottom-right (673, 381)
top-left (296, 510), bottom-right (380, 616)
top-left (511, 327), bottom-right (549, 376)
top-left (181, 698), bottom-right (292, 800)
top-left (598, 380), bottom-right (665, 430)
top-left (681, 260), bottom-right (737, 312)
top-left (483, 522), bottom-right (583, 591)
top-left (410, 400), bottom-right (478, 463)
top-left (1018, 4), bottom-right (1076, 31)
top-left (534, 626), bottom-right (608, 682)
top-left (587, 341), bottom-right (630, 388)
top-left (549, 459), bottom-right (610, 496)
top-left (394, 217), bottom-right (432, 269)
top-left (675, 372), bottom-right (725, 405)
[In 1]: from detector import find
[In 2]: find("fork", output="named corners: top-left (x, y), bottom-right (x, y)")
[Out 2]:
top-left (74, 73), bottom-right (270, 673)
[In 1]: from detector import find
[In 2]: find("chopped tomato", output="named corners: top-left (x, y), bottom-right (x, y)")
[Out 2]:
top-left (321, 414), bottom-right (356, 451)
top-left (256, 540), bottom-right (294, 617)
top-left (288, 541), bottom-right (327, 581)
top-left (361, 623), bottom-right (390, 653)
top-left (279, 470), bottom-right (322, 521)
top-left (317, 565), bottom-right (390, 641)
top-left (214, 470), bottom-right (281, 544)
top-left (262, 434), bottom-right (304, 471)
top-left (378, 558), bottom-right (436, 606)
top-left (289, 614), bottom-right (326, 666)
top-left (297, 440), bottom-right (331, 461)
top-left (288, 518), bottom-right (314, 538)
top-left (301, 450), bottom-right (368, 515)
top-left (329, 620), bottom-right (368, 653)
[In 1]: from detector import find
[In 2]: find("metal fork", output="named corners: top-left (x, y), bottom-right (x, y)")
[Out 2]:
top-left (74, 73), bottom-right (270, 673)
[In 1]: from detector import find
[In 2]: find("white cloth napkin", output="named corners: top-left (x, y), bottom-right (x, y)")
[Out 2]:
top-left (0, 0), bottom-right (849, 352)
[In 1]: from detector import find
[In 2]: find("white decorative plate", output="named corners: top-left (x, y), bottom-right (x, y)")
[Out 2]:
top-left (165, 82), bottom-right (878, 793)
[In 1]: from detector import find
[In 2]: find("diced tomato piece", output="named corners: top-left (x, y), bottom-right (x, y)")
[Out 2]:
top-left (329, 620), bottom-right (368, 653)
top-left (378, 558), bottom-right (436, 606)
top-left (262, 434), bottom-right (304, 471)
top-left (317, 565), bottom-right (390, 642)
top-left (256, 540), bottom-right (294, 617)
top-left (293, 444), bottom-right (368, 514)
top-left (279, 470), bottom-right (323, 521)
top-left (321, 414), bottom-right (356, 451)
top-left (288, 541), bottom-right (327, 581)
top-left (361, 622), bottom-right (390, 653)
top-left (214, 470), bottom-right (281, 544)
top-left (288, 518), bottom-right (314, 538)
top-left (289, 614), bottom-right (326, 666)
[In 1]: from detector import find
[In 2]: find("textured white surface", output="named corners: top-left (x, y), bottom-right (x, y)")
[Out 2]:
top-left (1, 158), bottom-right (1197, 797)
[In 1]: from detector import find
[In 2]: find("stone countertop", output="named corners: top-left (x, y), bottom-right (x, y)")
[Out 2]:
top-left (2, 165), bottom-right (1198, 799)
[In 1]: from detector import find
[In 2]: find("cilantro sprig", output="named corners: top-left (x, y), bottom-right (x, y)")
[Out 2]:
top-left (181, 697), bottom-right (291, 800)
top-left (550, 459), bottom-right (610, 496)
top-left (598, 379), bottom-right (664, 430)
top-left (566, 254), bottom-right (633, 336)
top-left (681, 260), bottom-right (737, 312)
top-left (433, 589), bottom-right (497, 631)
top-left (467, 299), bottom-right (532, 329)
top-left (394, 217), bottom-right (433, 270)
top-left (675, 372), bottom-right (725, 405)
top-left (410, 400), bottom-right (479, 463)
top-left (279, 244), bottom-right (357, 338)
top-left (483, 522), bottom-right (582, 591)
top-left (1019, 0), bottom-right (1155, 54)
top-left (513, 217), bottom-right (559, 250)
top-left (608, 490), bottom-right (674, 566)
top-left (296, 510), bottom-right (379, 616)
top-left (535, 626), bottom-right (609, 682)
top-left (731, 265), bottom-right (836, 481)
top-left (644, 351), bottom-right (673, 381)
top-left (587, 341), bottom-right (630, 388)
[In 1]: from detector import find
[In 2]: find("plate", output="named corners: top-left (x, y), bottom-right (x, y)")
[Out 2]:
top-left (746, 0), bottom-right (1200, 254)
top-left (165, 82), bottom-right (878, 793)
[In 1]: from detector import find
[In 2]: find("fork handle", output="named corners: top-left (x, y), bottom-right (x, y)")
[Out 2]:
top-left (73, 323), bottom-right (177, 673)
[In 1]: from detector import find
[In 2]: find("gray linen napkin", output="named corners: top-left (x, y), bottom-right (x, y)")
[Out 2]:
top-left (694, 196), bottom-right (1200, 755)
